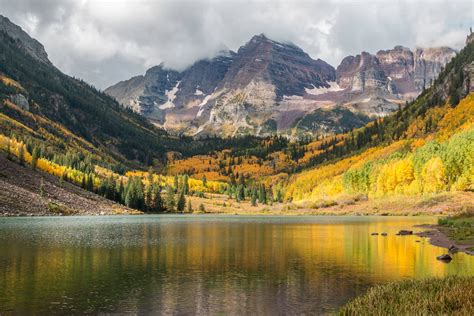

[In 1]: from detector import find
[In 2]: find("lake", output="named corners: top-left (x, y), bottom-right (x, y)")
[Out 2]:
top-left (0, 215), bottom-right (473, 314)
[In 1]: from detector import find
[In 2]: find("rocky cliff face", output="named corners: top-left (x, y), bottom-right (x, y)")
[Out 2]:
top-left (218, 34), bottom-right (335, 99)
top-left (413, 47), bottom-right (457, 91)
top-left (106, 35), bottom-right (456, 138)
top-left (337, 46), bottom-right (456, 99)
top-left (105, 53), bottom-right (234, 125)
top-left (0, 15), bottom-right (51, 65)
top-left (336, 52), bottom-right (387, 92)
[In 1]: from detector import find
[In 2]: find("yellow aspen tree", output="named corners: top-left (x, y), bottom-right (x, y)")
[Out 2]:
top-left (422, 157), bottom-right (447, 193)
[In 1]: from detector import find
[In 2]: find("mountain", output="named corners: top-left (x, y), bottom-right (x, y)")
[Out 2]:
top-left (0, 15), bottom-right (175, 167)
top-left (0, 14), bottom-right (244, 169)
top-left (0, 16), bottom-right (51, 66)
top-left (106, 35), bottom-right (456, 138)
top-left (335, 46), bottom-right (456, 116)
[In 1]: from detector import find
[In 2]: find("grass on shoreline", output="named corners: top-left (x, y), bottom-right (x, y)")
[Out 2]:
top-left (184, 191), bottom-right (474, 216)
top-left (438, 209), bottom-right (474, 248)
top-left (339, 276), bottom-right (474, 315)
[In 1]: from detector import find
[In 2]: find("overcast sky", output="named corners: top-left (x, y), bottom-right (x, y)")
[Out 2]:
top-left (1, 0), bottom-right (472, 89)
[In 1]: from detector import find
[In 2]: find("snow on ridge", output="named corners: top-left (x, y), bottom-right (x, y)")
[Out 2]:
top-left (159, 102), bottom-right (175, 110)
top-left (196, 94), bottom-right (213, 117)
top-left (194, 88), bottom-right (204, 96)
top-left (159, 81), bottom-right (180, 110)
top-left (165, 81), bottom-right (180, 101)
top-left (305, 81), bottom-right (344, 96)
top-left (283, 95), bottom-right (304, 100)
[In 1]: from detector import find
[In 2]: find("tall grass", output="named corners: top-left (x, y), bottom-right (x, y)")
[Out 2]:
top-left (340, 276), bottom-right (474, 315)
top-left (437, 209), bottom-right (474, 245)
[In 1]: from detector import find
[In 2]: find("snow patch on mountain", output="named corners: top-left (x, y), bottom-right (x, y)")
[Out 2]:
top-left (159, 81), bottom-right (181, 110)
top-left (305, 81), bottom-right (344, 95)
top-left (196, 94), bottom-right (213, 117)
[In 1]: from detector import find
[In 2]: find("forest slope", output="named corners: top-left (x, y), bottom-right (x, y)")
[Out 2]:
top-left (0, 154), bottom-right (138, 216)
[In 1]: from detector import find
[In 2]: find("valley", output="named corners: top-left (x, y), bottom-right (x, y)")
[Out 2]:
top-left (0, 3), bottom-right (473, 315)
top-left (0, 14), bottom-right (473, 220)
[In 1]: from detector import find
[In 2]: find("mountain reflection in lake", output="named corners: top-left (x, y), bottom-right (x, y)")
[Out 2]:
top-left (0, 215), bottom-right (473, 314)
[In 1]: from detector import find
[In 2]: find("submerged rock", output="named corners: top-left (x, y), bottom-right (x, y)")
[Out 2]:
top-left (436, 254), bottom-right (453, 262)
top-left (381, 232), bottom-right (388, 236)
top-left (371, 233), bottom-right (379, 236)
top-left (396, 230), bottom-right (413, 236)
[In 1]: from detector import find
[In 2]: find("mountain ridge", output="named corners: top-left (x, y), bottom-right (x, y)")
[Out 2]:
top-left (0, 15), bottom-right (52, 66)
top-left (106, 34), bottom-right (456, 138)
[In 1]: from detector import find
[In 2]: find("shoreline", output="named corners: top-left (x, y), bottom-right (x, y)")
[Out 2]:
top-left (416, 224), bottom-right (474, 256)
top-left (0, 212), bottom-right (444, 218)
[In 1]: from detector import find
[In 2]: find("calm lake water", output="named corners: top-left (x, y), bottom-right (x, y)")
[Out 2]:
top-left (0, 215), bottom-right (473, 314)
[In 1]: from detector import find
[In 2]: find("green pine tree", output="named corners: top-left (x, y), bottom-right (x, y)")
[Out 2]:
top-left (184, 174), bottom-right (189, 195)
top-left (165, 185), bottom-right (176, 212)
top-left (199, 203), bottom-right (206, 212)
top-left (251, 188), bottom-right (258, 206)
top-left (86, 174), bottom-right (94, 192)
top-left (259, 185), bottom-right (267, 205)
top-left (174, 175), bottom-right (179, 192)
top-left (276, 189), bottom-right (283, 203)
top-left (237, 185), bottom-right (245, 202)
top-left (81, 175), bottom-right (86, 189)
top-left (176, 191), bottom-right (186, 213)
top-left (152, 183), bottom-right (164, 212)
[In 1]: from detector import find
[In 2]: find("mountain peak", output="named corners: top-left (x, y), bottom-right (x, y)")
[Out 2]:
top-left (250, 33), bottom-right (268, 42)
top-left (106, 34), bottom-right (455, 138)
top-left (0, 15), bottom-right (51, 65)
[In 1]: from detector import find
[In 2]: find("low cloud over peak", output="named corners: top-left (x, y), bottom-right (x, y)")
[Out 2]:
top-left (1, 0), bottom-right (471, 89)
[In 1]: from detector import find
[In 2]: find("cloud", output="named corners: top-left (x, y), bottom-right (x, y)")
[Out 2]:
top-left (0, 0), bottom-right (471, 89)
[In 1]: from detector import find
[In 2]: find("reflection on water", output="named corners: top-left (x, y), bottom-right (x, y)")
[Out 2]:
top-left (0, 215), bottom-right (472, 314)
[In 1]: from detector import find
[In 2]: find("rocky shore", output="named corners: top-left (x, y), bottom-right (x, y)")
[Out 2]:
top-left (416, 224), bottom-right (474, 256)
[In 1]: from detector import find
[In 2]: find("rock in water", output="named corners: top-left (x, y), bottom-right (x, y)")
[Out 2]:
top-left (448, 245), bottom-right (459, 253)
top-left (396, 230), bottom-right (413, 235)
top-left (436, 254), bottom-right (452, 262)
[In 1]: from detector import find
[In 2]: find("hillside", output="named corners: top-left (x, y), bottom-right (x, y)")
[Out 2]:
top-left (0, 153), bottom-right (138, 216)
top-left (0, 17), bottom-right (172, 167)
